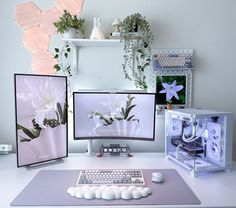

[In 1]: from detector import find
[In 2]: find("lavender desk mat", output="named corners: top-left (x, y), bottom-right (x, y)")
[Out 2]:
top-left (11, 169), bottom-right (200, 206)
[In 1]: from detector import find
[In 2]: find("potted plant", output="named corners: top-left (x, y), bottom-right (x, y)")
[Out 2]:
top-left (121, 13), bottom-right (153, 90)
top-left (54, 10), bottom-right (85, 38)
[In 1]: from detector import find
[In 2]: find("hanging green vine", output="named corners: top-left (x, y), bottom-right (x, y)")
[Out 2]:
top-left (121, 13), bottom-right (153, 90)
top-left (53, 43), bottom-right (72, 77)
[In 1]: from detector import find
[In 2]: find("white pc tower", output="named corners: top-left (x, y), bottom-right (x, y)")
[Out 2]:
top-left (165, 108), bottom-right (233, 176)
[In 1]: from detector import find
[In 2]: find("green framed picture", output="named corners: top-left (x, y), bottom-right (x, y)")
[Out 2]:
top-left (156, 75), bottom-right (186, 105)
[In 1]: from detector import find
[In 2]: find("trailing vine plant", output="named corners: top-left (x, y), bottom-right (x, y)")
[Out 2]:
top-left (121, 13), bottom-right (153, 90)
top-left (53, 43), bottom-right (72, 77)
top-left (53, 10), bottom-right (86, 77)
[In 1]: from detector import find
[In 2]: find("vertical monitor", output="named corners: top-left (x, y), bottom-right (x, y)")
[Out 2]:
top-left (14, 74), bottom-right (68, 167)
top-left (73, 92), bottom-right (156, 141)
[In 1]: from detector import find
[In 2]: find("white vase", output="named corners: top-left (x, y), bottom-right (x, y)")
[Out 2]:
top-left (90, 17), bottom-right (105, 39)
top-left (63, 28), bottom-right (77, 39)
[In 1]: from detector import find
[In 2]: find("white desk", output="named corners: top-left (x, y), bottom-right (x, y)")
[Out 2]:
top-left (1, 153), bottom-right (236, 208)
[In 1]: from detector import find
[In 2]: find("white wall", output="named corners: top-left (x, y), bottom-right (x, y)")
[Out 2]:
top-left (0, 0), bottom-right (236, 159)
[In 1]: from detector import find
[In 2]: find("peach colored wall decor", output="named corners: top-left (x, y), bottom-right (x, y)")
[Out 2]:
top-left (15, 0), bottom-right (84, 74)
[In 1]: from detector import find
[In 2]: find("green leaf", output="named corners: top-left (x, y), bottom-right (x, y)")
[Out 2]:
top-left (20, 138), bottom-right (31, 142)
top-left (64, 53), bottom-right (68, 58)
top-left (126, 96), bottom-right (135, 108)
top-left (124, 104), bottom-right (136, 119)
top-left (54, 54), bottom-right (59, 59)
top-left (57, 103), bottom-right (63, 122)
top-left (55, 48), bottom-right (60, 53)
top-left (22, 130), bottom-right (32, 137)
top-left (62, 103), bottom-right (68, 124)
top-left (127, 115), bottom-right (135, 121)
top-left (54, 64), bottom-right (61, 72)
top-left (121, 107), bottom-right (125, 116)
top-left (17, 124), bottom-right (37, 139)
top-left (67, 48), bottom-right (71, 52)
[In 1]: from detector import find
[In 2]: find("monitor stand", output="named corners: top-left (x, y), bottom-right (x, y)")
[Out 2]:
top-left (25, 158), bottom-right (64, 170)
top-left (86, 139), bottom-right (94, 156)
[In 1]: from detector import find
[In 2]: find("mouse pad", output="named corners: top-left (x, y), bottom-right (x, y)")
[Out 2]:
top-left (11, 169), bottom-right (200, 206)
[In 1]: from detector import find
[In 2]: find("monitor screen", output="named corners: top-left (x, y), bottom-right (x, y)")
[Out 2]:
top-left (73, 92), bottom-right (156, 141)
top-left (14, 74), bottom-right (68, 167)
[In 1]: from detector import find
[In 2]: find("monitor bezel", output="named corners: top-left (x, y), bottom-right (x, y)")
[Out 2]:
top-left (73, 91), bottom-right (156, 141)
top-left (14, 73), bottom-right (68, 167)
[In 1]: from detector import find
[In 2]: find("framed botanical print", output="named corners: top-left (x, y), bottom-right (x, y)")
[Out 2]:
top-left (156, 74), bottom-right (187, 106)
top-left (149, 69), bottom-right (192, 108)
top-left (14, 74), bottom-right (68, 167)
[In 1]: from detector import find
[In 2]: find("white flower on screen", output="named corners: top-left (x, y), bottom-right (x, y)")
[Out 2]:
top-left (23, 77), bottom-right (65, 111)
top-left (102, 95), bottom-right (125, 115)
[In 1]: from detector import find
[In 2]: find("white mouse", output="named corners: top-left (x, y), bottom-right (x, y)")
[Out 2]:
top-left (152, 172), bottom-right (165, 183)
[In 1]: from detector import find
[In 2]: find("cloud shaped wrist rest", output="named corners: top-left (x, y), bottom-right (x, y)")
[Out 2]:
top-left (67, 185), bottom-right (152, 200)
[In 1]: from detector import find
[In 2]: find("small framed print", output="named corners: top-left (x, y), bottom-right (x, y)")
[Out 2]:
top-left (149, 69), bottom-right (192, 108)
top-left (156, 74), bottom-right (187, 106)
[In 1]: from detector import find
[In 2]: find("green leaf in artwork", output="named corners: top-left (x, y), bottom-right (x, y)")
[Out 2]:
top-left (124, 104), bottom-right (136, 119)
top-left (121, 107), bottom-right (125, 116)
top-left (61, 103), bottom-right (68, 124)
top-left (127, 115), bottom-right (135, 121)
top-left (57, 103), bottom-right (63, 122)
top-left (17, 124), bottom-right (36, 139)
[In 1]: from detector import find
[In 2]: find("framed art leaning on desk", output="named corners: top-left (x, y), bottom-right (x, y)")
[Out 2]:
top-left (14, 74), bottom-right (68, 167)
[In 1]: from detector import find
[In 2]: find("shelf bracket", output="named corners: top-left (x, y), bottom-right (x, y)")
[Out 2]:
top-left (71, 43), bottom-right (79, 77)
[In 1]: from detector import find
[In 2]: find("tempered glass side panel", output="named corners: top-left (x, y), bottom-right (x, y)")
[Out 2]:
top-left (165, 109), bottom-right (231, 176)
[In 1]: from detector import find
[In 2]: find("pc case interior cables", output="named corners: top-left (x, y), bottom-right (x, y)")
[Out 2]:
top-left (181, 119), bottom-right (208, 143)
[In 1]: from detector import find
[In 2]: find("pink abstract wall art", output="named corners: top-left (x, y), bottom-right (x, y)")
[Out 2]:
top-left (15, 0), bottom-right (84, 74)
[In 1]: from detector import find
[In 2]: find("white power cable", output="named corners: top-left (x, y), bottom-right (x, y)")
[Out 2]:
top-left (182, 119), bottom-right (208, 143)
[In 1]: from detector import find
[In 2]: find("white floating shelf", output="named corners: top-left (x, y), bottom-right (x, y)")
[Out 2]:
top-left (63, 38), bottom-right (123, 47)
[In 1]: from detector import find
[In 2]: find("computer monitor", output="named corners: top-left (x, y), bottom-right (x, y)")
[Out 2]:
top-left (73, 92), bottom-right (156, 141)
top-left (14, 74), bottom-right (68, 167)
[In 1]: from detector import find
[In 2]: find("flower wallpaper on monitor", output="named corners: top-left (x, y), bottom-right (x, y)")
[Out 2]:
top-left (15, 74), bottom-right (68, 167)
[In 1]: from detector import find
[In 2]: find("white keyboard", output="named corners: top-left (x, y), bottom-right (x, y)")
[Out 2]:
top-left (76, 169), bottom-right (145, 186)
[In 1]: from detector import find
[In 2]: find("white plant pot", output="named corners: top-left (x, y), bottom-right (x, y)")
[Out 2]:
top-left (63, 28), bottom-right (77, 39)
top-left (76, 30), bottom-right (84, 39)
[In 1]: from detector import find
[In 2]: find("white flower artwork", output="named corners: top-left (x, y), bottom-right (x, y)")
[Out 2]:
top-left (159, 80), bottom-right (183, 102)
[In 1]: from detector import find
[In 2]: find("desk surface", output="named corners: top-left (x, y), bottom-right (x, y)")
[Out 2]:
top-left (1, 153), bottom-right (236, 208)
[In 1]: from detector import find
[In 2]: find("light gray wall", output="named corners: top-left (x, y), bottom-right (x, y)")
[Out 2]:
top-left (0, 0), bottom-right (236, 159)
